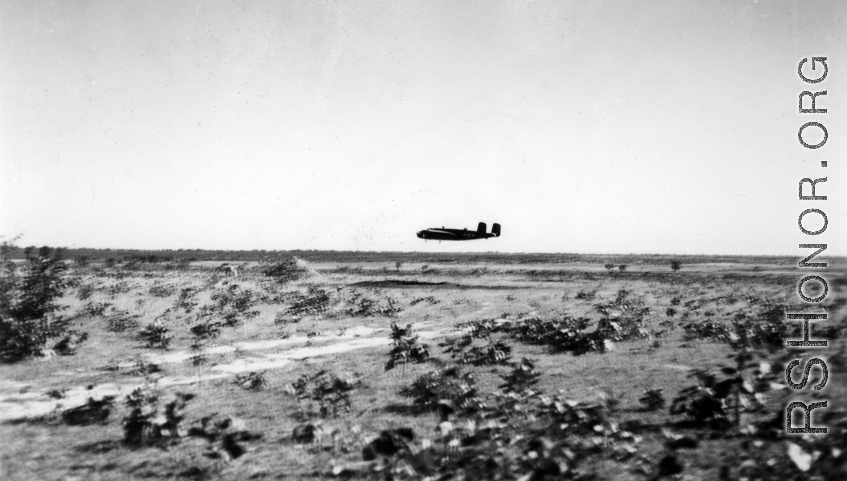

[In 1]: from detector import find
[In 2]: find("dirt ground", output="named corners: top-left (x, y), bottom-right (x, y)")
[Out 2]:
top-left (1, 256), bottom-right (844, 480)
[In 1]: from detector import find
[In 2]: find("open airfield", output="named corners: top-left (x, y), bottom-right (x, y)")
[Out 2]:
top-left (1, 253), bottom-right (845, 480)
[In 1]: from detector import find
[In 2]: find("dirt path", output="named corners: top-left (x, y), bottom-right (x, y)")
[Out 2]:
top-left (0, 323), bottom-right (451, 422)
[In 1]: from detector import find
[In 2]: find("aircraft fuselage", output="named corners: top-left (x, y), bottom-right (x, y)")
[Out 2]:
top-left (416, 222), bottom-right (501, 241)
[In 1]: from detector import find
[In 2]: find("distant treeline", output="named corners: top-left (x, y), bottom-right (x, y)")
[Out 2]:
top-left (2, 246), bottom-right (800, 266)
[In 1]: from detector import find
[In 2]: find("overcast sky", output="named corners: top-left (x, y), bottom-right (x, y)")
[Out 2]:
top-left (1, 0), bottom-right (845, 255)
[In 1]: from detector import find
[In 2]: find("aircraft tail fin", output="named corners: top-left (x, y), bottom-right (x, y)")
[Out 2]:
top-left (492, 223), bottom-right (501, 237)
top-left (477, 222), bottom-right (487, 235)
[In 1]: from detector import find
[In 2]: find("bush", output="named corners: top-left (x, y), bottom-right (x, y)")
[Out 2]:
top-left (203, 285), bottom-right (259, 326)
top-left (639, 389), bottom-right (666, 411)
top-left (284, 285), bottom-right (334, 319)
top-left (505, 291), bottom-right (651, 356)
top-left (148, 282), bottom-right (176, 297)
top-left (174, 287), bottom-right (199, 313)
top-left (138, 320), bottom-right (172, 349)
top-left (123, 387), bottom-right (193, 447)
top-left (385, 322), bottom-right (430, 371)
top-left (575, 289), bottom-right (597, 301)
top-left (458, 341), bottom-right (512, 366)
top-left (286, 370), bottom-right (362, 419)
top-left (77, 283), bottom-right (95, 300)
top-left (54, 330), bottom-right (88, 355)
top-left (410, 296), bottom-right (439, 306)
top-left (106, 311), bottom-right (141, 332)
top-left (106, 281), bottom-right (132, 297)
top-left (499, 358), bottom-right (541, 395)
top-left (63, 396), bottom-right (114, 425)
top-left (190, 321), bottom-right (222, 339)
top-left (260, 257), bottom-right (308, 284)
top-left (233, 371), bottom-right (268, 391)
top-left (0, 244), bottom-right (71, 363)
top-left (345, 290), bottom-right (401, 317)
top-left (82, 300), bottom-right (112, 317)
top-left (402, 366), bottom-right (484, 417)
top-left (507, 315), bottom-right (606, 355)
top-left (440, 333), bottom-right (511, 366)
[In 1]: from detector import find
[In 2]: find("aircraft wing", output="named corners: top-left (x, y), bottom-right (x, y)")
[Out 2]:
top-left (429, 229), bottom-right (458, 238)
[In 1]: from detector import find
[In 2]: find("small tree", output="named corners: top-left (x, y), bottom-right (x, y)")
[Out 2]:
top-left (617, 264), bottom-right (627, 273)
top-left (1, 243), bottom-right (71, 362)
top-left (670, 260), bottom-right (681, 272)
top-left (385, 322), bottom-right (430, 374)
top-left (395, 261), bottom-right (403, 271)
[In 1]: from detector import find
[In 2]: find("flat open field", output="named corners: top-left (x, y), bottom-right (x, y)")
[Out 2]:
top-left (1, 255), bottom-right (845, 480)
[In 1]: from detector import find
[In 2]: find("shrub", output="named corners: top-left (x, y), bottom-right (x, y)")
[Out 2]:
top-left (505, 293), bottom-right (651, 356)
top-left (457, 319), bottom-right (508, 338)
top-left (670, 350), bottom-right (777, 430)
top-left (123, 387), bottom-right (193, 447)
top-left (106, 311), bottom-right (141, 332)
top-left (508, 315), bottom-right (607, 355)
top-left (190, 321), bottom-right (221, 339)
top-left (283, 285), bottom-right (334, 319)
top-left (63, 396), bottom-right (114, 426)
top-left (107, 281), bottom-right (132, 297)
top-left (345, 290), bottom-right (401, 317)
top-left (201, 284), bottom-right (259, 326)
top-left (409, 296), bottom-right (439, 306)
top-left (82, 300), bottom-right (112, 317)
top-left (639, 389), bottom-right (666, 411)
top-left (148, 282), bottom-right (176, 297)
top-left (459, 341), bottom-right (512, 366)
top-left (538, 391), bottom-right (621, 436)
top-left (499, 358), bottom-right (541, 395)
top-left (669, 370), bottom-right (732, 428)
top-left (286, 370), bottom-right (362, 419)
top-left (670, 260), bottom-right (682, 272)
top-left (385, 322), bottom-right (430, 371)
top-left (233, 371), bottom-right (268, 391)
top-left (138, 320), bottom-right (172, 349)
top-left (77, 283), bottom-right (95, 300)
top-left (0, 244), bottom-right (71, 363)
top-left (441, 333), bottom-right (511, 366)
top-left (402, 366), bottom-right (484, 417)
top-left (681, 304), bottom-right (788, 349)
top-left (174, 287), bottom-right (199, 313)
top-left (681, 320), bottom-right (732, 341)
top-left (260, 257), bottom-right (308, 284)
top-left (53, 330), bottom-right (88, 355)
top-left (575, 289), bottom-right (597, 301)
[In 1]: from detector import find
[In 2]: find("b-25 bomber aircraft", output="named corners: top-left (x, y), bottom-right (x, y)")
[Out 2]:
top-left (416, 222), bottom-right (501, 241)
